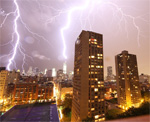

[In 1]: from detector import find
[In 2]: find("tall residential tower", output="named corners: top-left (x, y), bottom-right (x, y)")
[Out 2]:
top-left (115, 50), bottom-right (141, 109)
top-left (71, 30), bottom-right (105, 122)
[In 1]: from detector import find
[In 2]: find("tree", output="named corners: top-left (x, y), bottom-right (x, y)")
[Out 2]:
top-left (117, 102), bottom-right (150, 119)
top-left (106, 98), bottom-right (118, 104)
top-left (57, 99), bottom-right (62, 105)
top-left (141, 91), bottom-right (150, 102)
top-left (62, 94), bottom-right (72, 109)
top-left (62, 94), bottom-right (72, 121)
top-left (105, 109), bottom-right (123, 120)
top-left (62, 107), bottom-right (71, 117)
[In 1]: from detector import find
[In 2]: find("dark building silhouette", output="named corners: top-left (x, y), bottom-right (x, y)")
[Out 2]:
top-left (0, 67), bottom-right (6, 72)
top-left (107, 66), bottom-right (112, 77)
top-left (115, 50), bottom-right (141, 109)
top-left (71, 30), bottom-right (105, 121)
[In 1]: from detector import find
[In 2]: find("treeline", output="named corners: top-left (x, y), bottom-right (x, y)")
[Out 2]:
top-left (62, 94), bottom-right (72, 121)
top-left (106, 102), bottom-right (150, 120)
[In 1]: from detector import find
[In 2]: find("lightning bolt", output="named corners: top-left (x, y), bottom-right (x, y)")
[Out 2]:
top-left (60, 0), bottom-right (148, 59)
top-left (60, 0), bottom-right (90, 59)
top-left (0, 0), bottom-right (148, 71)
top-left (0, 0), bottom-right (54, 71)
top-left (6, 0), bottom-right (20, 71)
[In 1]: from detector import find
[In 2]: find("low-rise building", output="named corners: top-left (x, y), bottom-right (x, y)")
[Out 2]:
top-left (13, 83), bottom-right (54, 105)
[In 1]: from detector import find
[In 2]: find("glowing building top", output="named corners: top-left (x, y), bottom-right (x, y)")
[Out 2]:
top-left (63, 62), bottom-right (67, 74)
top-left (52, 68), bottom-right (56, 77)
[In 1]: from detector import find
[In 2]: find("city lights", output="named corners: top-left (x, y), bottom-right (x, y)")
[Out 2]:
top-left (0, 0), bottom-right (149, 122)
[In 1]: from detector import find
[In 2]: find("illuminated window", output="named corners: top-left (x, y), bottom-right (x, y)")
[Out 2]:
top-left (95, 115), bottom-right (99, 119)
top-left (97, 57), bottom-right (103, 59)
top-left (91, 65), bottom-right (94, 68)
top-left (91, 85), bottom-right (94, 88)
top-left (97, 45), bottom-right (103, 48)
top-left (96, 65), bottom-right (103, 68)
top-left (94, 88), bottom-right (98, 92)
top-left (91, 56), bottom-right (95, 58)
top-left (91, 108), bottom-right (95, 111)
top-left (95, 96), bottom-right (98, 98)
top-left (91, 72), bottom-right (94, 74)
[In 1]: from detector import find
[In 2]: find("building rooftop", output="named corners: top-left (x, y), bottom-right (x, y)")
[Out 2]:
top-left (0, 103), bottom-right (59, 122)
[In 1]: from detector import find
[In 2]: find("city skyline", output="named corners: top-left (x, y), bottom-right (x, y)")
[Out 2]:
top-left (0, 0), bottom-right (149, 76)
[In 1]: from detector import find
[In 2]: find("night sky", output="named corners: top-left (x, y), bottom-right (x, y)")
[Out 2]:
top-left (0, 0), bottom-right (149, 76)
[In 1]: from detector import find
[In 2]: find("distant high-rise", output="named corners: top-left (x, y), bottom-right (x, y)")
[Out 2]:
top-left (21, 69), bottom-right (26, 76)
top-left (33, 67), bottom-right (40, 76)
top-left (44, 68), bottom-right (48, 75)
top-left (46, 70), bottom-right (52, 77)
top-left (52, 68), bottom-right (56, 77)
top-left (0, 69), bottom-right (9, 99)
top-left (57, 69), bottom-right (63, 81)
top-left (107, 66), bottom-right (112, 77)
top-left (27, 66), bottom-right (33, 76)
top-left (115, 50), bottom-right (141, 108)
top-left (63, 62), bottom-right (67, 74)
top-left (71, 30), bottom-right (105, 122)
top-left (106, 66), bottom-right (116, 82)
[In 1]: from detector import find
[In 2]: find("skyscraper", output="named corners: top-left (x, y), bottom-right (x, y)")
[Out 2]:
top-left (46, 70), bottom-right (52, 77)
top-left (27, 66), bottom-right (33, 76)
top-left (107, 66), bottom-right (112, 77)
top-left (57, 69), bottom-right (64, 82)
top-left (63, 62), bottom-right (67, 74)
top-left (115, 50), bottom-right (141, 109)
top-left (44, 68), bottom-right (48, 75)
top-left (33, 67), bottom-right (40, 76)
top-left (71, 30), bottom-right (105, 122)
top-left (52, 68), bottom-right (56, 77)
